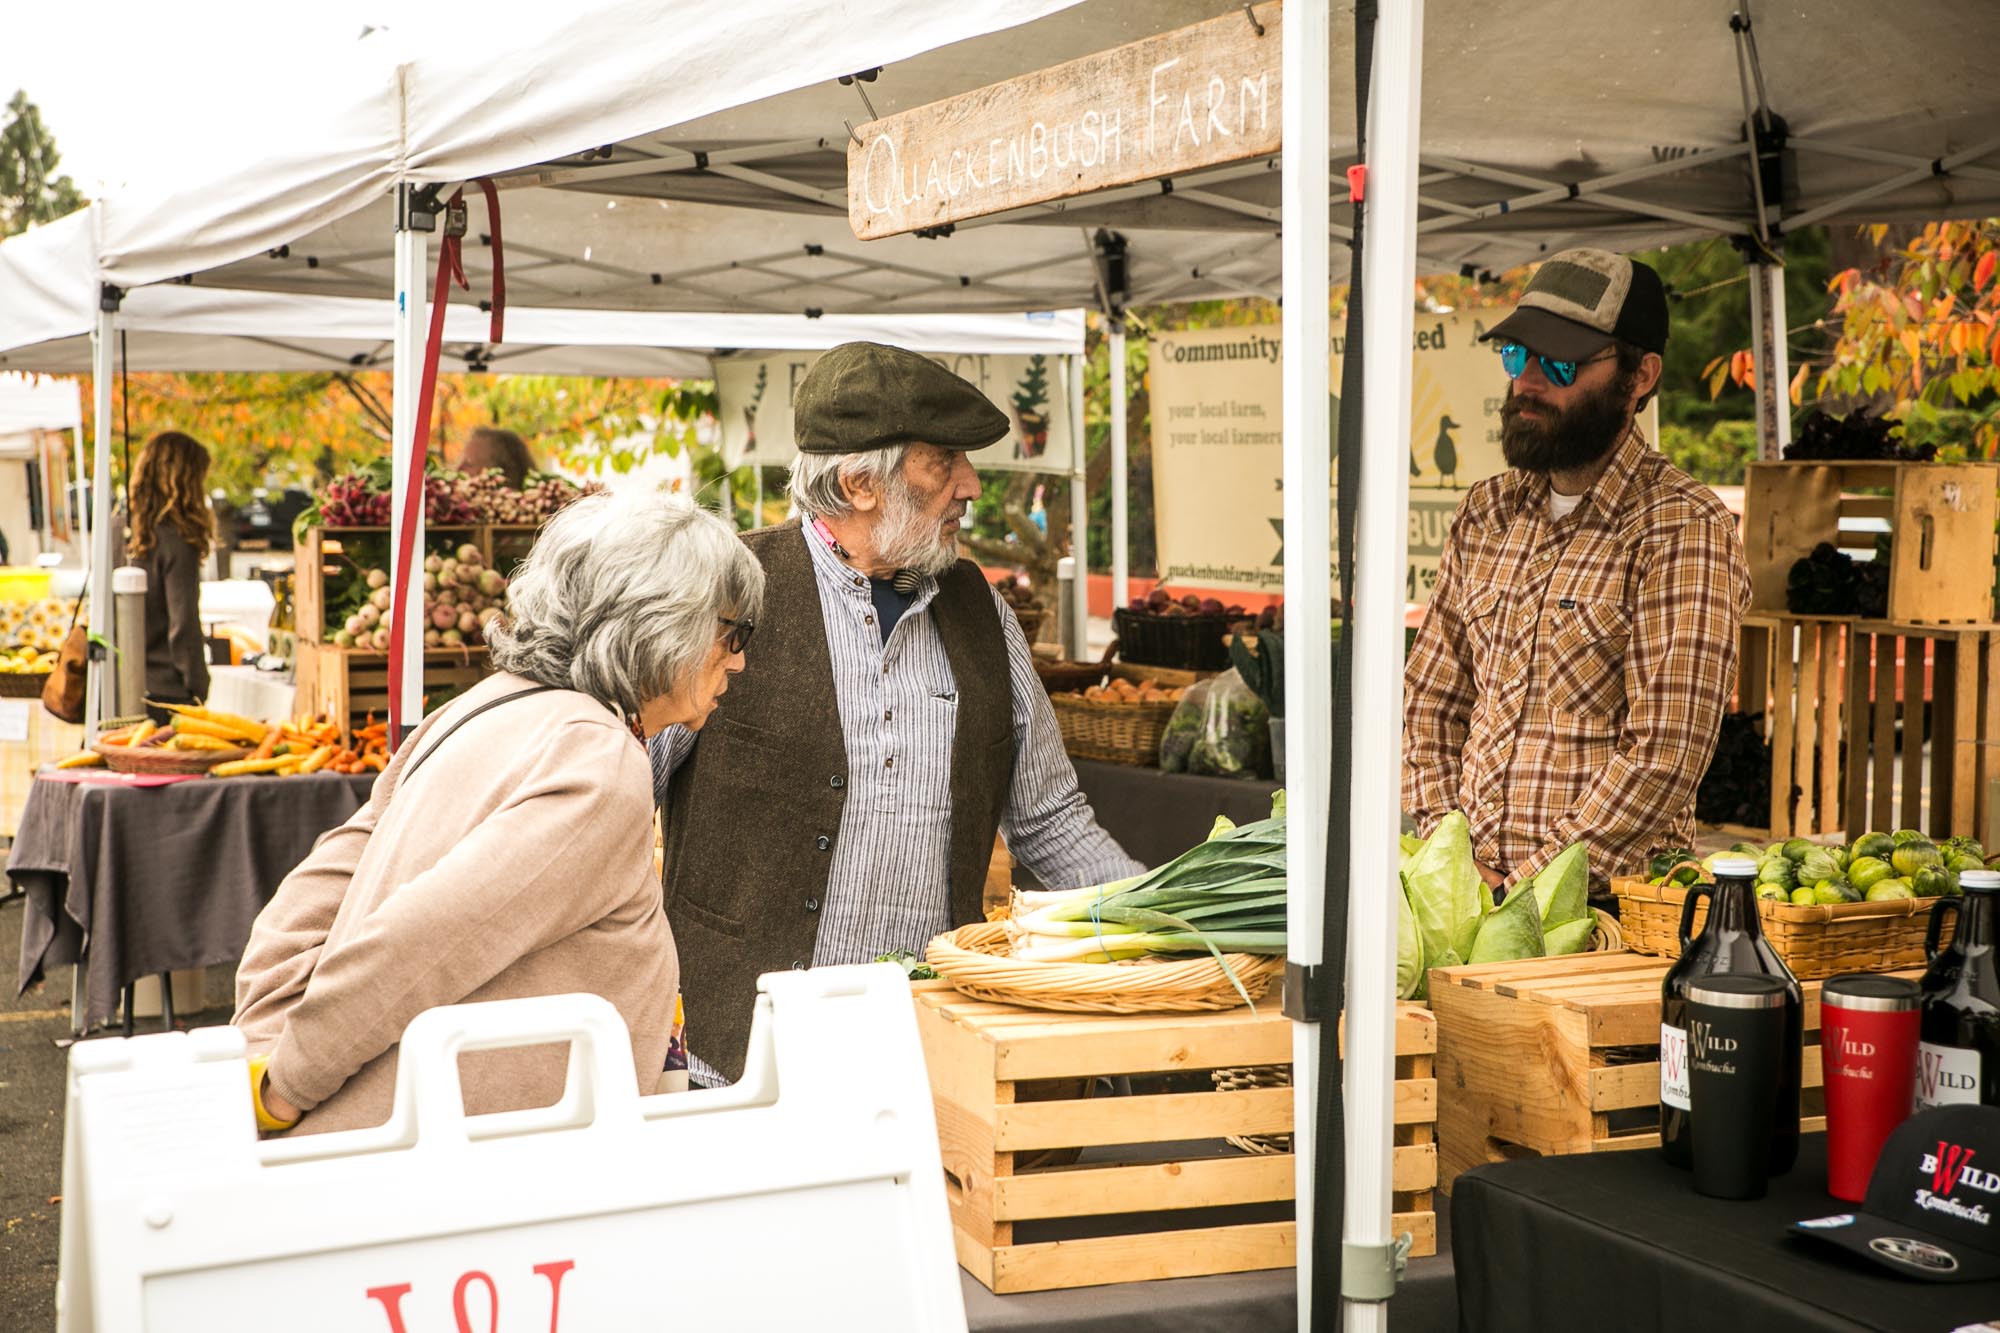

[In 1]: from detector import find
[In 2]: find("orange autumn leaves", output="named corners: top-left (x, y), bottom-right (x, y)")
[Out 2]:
top-left (1707, 220), bottom-right (2000, 453)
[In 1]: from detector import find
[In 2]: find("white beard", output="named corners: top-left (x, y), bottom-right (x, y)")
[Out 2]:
top-left (872, 473), bottom-right (964, 577)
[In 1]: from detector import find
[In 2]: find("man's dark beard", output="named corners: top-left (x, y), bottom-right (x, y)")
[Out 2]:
top-left (1500, 372), bottom-right (1634, 474)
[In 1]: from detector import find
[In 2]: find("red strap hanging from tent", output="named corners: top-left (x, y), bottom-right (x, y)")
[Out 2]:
top-left (387, 188), bottom-right (470, 744)
top-left (385, 181), bottom-right (505, 742)
top-left (476, 177), bottom-right (505, 343)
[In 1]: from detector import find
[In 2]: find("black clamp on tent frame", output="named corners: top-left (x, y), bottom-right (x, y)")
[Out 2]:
top-left (1091, 229), bottom-right (1130, 321)
top-left (1282, 960), bottom-right (1325, 1023)
top-left (98, 283), bottom-right (123, 313)
top-left (396, 182), bottom-right (447, 233)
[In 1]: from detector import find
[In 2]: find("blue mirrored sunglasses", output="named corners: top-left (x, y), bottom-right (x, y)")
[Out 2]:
top-left (1497, 341), bottom-right (1613, 389)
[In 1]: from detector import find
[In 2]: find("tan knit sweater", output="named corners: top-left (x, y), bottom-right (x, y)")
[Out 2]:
top-left (233, 672), bottom-right (676, 1135)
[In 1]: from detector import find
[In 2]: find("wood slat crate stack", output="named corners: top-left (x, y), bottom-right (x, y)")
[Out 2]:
top-left (1732, 615), bottom-right (2000, 842)
top-left (912, 982), bottom-right (1436, 1293)
top-left (1428, 952), bottom-right (1918, 1192)
top-left (1737, 613), bottom-right (1847, 838)
top-left (293, 524), bottom-right (537, 733)
top-left (1843, 621), bottom-right (2000, 845)
top-left (1742, 461), bottom-right (2000, 624)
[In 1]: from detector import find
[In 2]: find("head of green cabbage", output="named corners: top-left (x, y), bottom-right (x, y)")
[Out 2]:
top-left (1397, 813), bottom-right (1594, 1000)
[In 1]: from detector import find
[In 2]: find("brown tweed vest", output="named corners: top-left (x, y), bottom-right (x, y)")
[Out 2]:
top-left (662, 521), bottom-right (1012, 1080)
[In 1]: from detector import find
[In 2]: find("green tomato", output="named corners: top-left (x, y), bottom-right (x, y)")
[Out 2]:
top-left (1850, 832), bottom-right (1896, 861)
top-left (1847, 856), bottom-right (1894, 892)
top-left (1790, 887), bottom-right (1817, 906)
top-left (1864, 882), bottom-right (1916, 902)
top-left (1755, 883), bottom-right (1789, 902)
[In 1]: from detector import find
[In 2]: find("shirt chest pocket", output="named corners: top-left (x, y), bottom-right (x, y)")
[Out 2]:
top-left (1460, 587), bottom-right (1509, 691)
top-left (1545, 599), bottom-right (1630, 721)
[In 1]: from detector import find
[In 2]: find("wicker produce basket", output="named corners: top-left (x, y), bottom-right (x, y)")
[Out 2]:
top-left (1610, 876), bottom-right (1937, 979)
top-left (1049, 691), bottom-right (1178, 765)
top-left (0, 671), bottom-right (51, 698)
top-left (90, 738), bottom-right (252, 775)
top-left (926, 921), bottom-right (1284, 1014)
top-left (1009, 603), bottom-right (1048, 643)
top-left (1113, 607), bottom-right (1232, 672)
top-left (1033, 642), bottom-right (1116, 696)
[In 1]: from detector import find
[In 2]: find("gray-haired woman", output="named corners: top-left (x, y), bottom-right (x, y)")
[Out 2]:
top-left (233, 490), bottom-right (762, 1135)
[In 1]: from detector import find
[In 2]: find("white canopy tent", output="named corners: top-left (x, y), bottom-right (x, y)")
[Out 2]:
top-left (0, 271), bottom-right (1083, 378)
top-left (11, 1), bottom-right (2000, 1325)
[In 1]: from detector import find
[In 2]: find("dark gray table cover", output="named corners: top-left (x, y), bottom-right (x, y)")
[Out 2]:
top-left (1070, 760), bottom-right (1284, 869)
top-left (11, 772), bottom-right (374, 1025)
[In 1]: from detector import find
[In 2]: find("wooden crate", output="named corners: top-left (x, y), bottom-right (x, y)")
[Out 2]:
top-left (912, 983), bottom-right (1437, 1293)
top-left (296, 524), bottom-right (510, 644)
top-left (293, 642), bottom-right (493, 736)
top-left (1742, 461), bottom-right (2000, 624)
top-left (1429, 952), bottom-right (1917, 1192)
top-left (1737, 614), bottom-right (1848, 838)
top-left (1843, 621), bottom-right (2000, 844)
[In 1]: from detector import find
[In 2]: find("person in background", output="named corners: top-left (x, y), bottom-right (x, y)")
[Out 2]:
top-left (652, 342), bottom-right (1140, 1085)
top-left (233, 490), bottom-right (762, 1134)
top-left (460, 426), bottom-right (537, 489)
top-left (1402, 247), bottom-right (1752, 898)
top-left (125, 431), bottom-right (215, 719)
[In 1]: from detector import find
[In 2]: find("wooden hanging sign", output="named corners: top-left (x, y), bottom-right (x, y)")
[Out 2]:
top-left (847, 2), bottom-right (1281, 240)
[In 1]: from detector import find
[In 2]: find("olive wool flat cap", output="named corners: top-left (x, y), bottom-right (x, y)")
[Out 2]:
top-left (793, 341), bottom-right (1011, 454)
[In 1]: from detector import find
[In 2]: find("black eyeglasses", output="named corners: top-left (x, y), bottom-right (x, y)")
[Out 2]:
top-left (718, 616), bottom-right (756, 654)
top-left (1498, 341), bottom-right (1615, 389)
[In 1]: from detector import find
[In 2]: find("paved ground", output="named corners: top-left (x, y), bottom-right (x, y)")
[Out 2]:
top-left (0, 895), bottom-right (231, 1330)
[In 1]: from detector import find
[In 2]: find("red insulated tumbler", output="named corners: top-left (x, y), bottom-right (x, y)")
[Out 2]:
top-left (1820, 973), bottom-right (1923, 1202)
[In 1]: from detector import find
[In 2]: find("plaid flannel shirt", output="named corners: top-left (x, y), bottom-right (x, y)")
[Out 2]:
top-left (1402, 426), bottom-right (1751, 890)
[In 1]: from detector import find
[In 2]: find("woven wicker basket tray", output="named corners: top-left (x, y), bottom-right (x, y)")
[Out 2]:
top-left (92, 738), bottom-right (252, 775)
top-left (0, 671), bottom-right (51, 699)
top-left (925, 921), bottom-right (1283, 1014)
top-left (1611, 876), bottom-right (1938, 979)
top-left (1048, 692), bottom-right (1177, 766)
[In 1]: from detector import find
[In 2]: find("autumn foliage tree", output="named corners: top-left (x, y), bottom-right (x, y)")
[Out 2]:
top-left (76, 370), bottom-right (714, 500)
top-left (1707, 219), bottom-right (2000, 455)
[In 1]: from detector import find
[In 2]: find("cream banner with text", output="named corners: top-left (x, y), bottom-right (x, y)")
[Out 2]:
top-left (1149, 317), bottom-right (1655, 603)
top-left (716, 349), bottom-right (1073, 473)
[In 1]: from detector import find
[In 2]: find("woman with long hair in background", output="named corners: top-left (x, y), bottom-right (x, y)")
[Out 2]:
top-left (125, 431), bottom-right (215, 720)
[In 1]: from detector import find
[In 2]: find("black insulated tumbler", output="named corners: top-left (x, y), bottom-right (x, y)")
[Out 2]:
top-left (1687, 973), bottom-right (1793, 1200)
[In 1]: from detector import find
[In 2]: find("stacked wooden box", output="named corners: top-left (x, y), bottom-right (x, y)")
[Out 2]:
top-left (1429, 952), bottom-right (1920, 1191)
top-left (1731, 460), bottom-right (2000, 839)
top-left (292, 524), bottom-right (537, 732)
top-left (912, 982), bottom-right (1437, 1293)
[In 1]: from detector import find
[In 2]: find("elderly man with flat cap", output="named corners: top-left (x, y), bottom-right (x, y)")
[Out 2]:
top-left (1403, 248), bottom-right (1751, 901)
top-left (653, 342), bottom-right (1140, 1083)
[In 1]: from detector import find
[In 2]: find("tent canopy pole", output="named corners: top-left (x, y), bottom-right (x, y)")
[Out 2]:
top-left (1282, 0), bottom-right (1335, 1326)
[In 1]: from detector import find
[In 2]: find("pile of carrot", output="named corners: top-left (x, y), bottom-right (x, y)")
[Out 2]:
top-left (51, 706), bottom-right (391, 777)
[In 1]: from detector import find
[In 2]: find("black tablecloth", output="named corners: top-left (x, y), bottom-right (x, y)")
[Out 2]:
top-left (1071, 760), bottom-right (1283, 869)
top-left (959, 1191), bottom-right (1457, 1332)
top-left (11, 772), bottom-right (374, 1026)
top-left (1453, 1134), bottom-right (2000, 1333)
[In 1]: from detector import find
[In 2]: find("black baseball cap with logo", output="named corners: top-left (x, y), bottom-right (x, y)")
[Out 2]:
top-left (1792, 1105), bottom-right (2000, 1283)
top-left (1476, 247), bottom-right (1671, 361)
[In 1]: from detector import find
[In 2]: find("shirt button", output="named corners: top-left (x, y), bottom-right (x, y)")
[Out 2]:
top-left (884, 710), bottom-right (893, 722)
top-left (830, 774), bottom-right (845, 789)
top-left (884, 757), bottom-right (894, 769)
top-left (882, 665), bottom-right (890, 675)
top-left (815, 835), bottom-right (832, 851)
top-left (804, 896), bottom-right (820, 912)
top-left (865, 614), bottom-right (875, 625)
top-left (792, 960), bottom-right (806, 970)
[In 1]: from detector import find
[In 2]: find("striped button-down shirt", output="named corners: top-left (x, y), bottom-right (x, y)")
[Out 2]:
top-left (652, 525), bottom-right (1141, 966)
top-left (1402, 426), bottom-right (1751, 889)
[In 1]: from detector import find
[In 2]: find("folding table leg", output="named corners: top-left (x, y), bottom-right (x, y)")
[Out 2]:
top-left (122, 983), bottom-right (134, 1039)
top-left (158, 972), bottom-right (175, 1031)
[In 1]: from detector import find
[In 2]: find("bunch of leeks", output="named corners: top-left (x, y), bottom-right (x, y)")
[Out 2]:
top-left (1004, 803), bottom-right (1287, 978)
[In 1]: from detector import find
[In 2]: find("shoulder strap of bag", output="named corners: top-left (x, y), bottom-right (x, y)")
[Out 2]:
top-left (401, 684), bottom-right (558, 781)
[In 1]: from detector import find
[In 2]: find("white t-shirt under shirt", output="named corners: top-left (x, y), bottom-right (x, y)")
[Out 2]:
top-left (1549, 489), bottom-right (1583, 522)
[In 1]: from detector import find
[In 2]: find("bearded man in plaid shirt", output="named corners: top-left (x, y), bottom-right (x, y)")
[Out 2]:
top-left (1402, 247), bottom-right (1752, 896)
